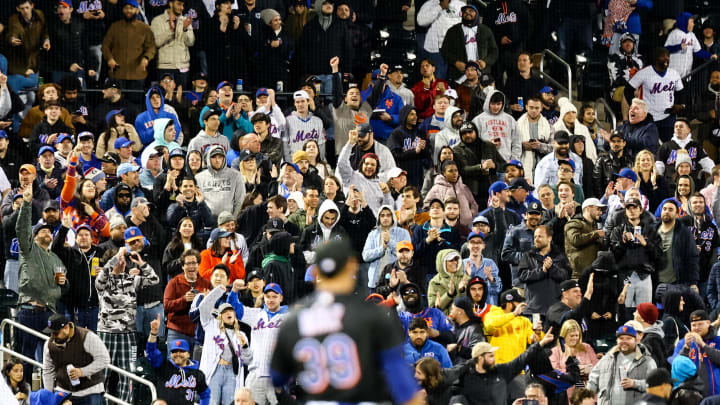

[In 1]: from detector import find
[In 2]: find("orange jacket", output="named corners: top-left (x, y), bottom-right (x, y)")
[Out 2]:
top-left (198, 248), bottom-right (245, 282)
top-left (60, 154), bottom-right (110, 242)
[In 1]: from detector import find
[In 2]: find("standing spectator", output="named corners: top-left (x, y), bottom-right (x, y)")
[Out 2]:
top-left (500, 198), bottom-right (539, 290)
top-left (504, 53), bottom-right (545, 120)
top-left (188, 109), bottom-right (230, 156)
top-left (455, 63), bottom-right (492, 118)
top-left (546, 278), bottom-right (594, 344)
top-left (666, 13), bottom-right (716, 79)
top-left (453, 122), bottom-right (505, 208)
top-left (46, 0), bottom-right (90, 84)
top-left (518, 225), bottom-right (571, 315)
top-left (626, 48), bottom-right (684, 143)
top-left (448, 295), bottom-right (486, 363)
top-left (165, 249), bottom-right (212, 348)
top-left (15, 186), bottom-right (67, 379)
top-left (433, 106), bottom-right (463, 161)
top-left (696, 70), bottom-right (720, 162)
top-left (554, 98), bottom-right (596, 162)
top-left (411, 59), bottom-right (450, 120)
top-left (92, 79), bottom-right (141, 133)
top-left (298, 199), bottom-right (347, 264)
top-left (6, 0), bottom-right (48, 92)
top-left (362, 205), bottom-right (411, 291)
top-left (196, 145), bottom-right (246, 218)
top-left (483, 289), bottom-right (537, 364)
top-left (343, 122), bottom-right (396, 180)
top-left (555, 0), bottom-right (594, 64)
top-left (656, 118), bottom-right (714, 185)
top-left (464, 231), bottom-right (502, 305)
top-left (608, 34), bottom-right (644, 121)
top-left (416, 0), bottom-right (463, 80)
top-left (634, 302), bottom-right (669, 370)
top-left (166, 176), bottom-right (215, 235)
top-left (386, 65), bottom-right (415, 107)
top-left (41, 314), bottom-right (110, 404)
top-left (483, 0), bottom-right (529, 88)
top-left (283, 90), bottom-right (324, 163)
top-left (565, 198), bottom-right (606, 279)
top-left (101, 0), bottom-right (157, 92)
top-left (681, 193), bottom-right (720, 292)
top-left (411, 199), bottom-right (461, 288)
top-left (441, 4), bottom-right (497, 82)
top-left (586, 325), bottom-right (657, 405)
top-left (199, 228), bottom-right (246, 282)
top-left (593, 132), bottom-right (634, 197)
top-left (134, 87), bottom-right (183, 146)
top-left (330, 60), bottom-right (379, 151)
top-left (472, 90), bottom-right (519, 162)
top-left (363, 68), bottom-right (403, 145)
top-left (670, 309), bottom-right (720, 397)
top-left (655, 198), bottom-right (699, 289)
top-left (517, 97), bottom-right (553, 183)
top-left (151, 0), bottom-right (195, 88)
top-left (297, 0), bottom-right (352, 95)
top-left (257, 9), bottom-right (293, 89)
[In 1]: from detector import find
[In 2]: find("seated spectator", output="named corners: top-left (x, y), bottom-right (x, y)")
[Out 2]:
top-left (423, 160), bottom-right (478, 226)
top-left (549, 319), bottom-right (598, 401)
top-left (19, 84), bottom-right (74, 141)
top-left (427, 249), bottom-right (467, 315)
top-left (134, 87), bottom-right (183, 146)
top-left (166, 176), bottom-right (214, 237)
top-left (36, 146), bottom-right (64, 200)
top-left (397, 282), bottom-right (454, 345)
top-left (539, 87), bottom-right (560, 125)
top-left (28, 100), bottom-right (74, 157)
top-left (362, 205), bottom-right (411, 291)
top-left (2, 360), bottom-right (29, 404)
top-left (580, 105), bottom-right (611, 153)
top-left (199, 228), bottom-right (246, 282)
top-left (403, 317), bottom-right (452, 369)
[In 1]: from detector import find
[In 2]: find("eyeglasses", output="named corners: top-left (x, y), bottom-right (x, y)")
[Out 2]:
top-left (558, 167), bottom-right (574, 173)
top-left (402, 288), bottom-right (417, 296)
top-left (118, 194), bottom-right (131, 199)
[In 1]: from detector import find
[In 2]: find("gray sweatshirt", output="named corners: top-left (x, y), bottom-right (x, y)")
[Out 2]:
top-left (195, 145), bottom-right (246, 217)
top-left (471, 89), bottom-right (520, 162)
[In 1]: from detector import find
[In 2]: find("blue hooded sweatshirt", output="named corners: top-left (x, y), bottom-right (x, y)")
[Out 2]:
top-left (362, 83), bottom-right (405, 141)
top-left (403, 338), bottom-right (453, 368)
top-left (198, 102), bottom-right (253, 143)
top-left (134, 87), bottom-right (183, 146)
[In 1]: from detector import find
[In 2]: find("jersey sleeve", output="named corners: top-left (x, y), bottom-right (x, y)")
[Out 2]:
top-left (675, 71), bottom-right (685, 91)
top-left (628, 68), bottom-right (644, 89)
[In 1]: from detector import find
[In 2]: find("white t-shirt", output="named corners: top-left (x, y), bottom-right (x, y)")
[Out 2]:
top-left (462, 25), bottom-right (478, 62)
top-left (628, 66), bottom-right (684, 121)
top-left (665, 29), bottom-right (701, 78)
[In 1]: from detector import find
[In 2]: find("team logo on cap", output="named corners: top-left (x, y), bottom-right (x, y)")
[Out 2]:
top-left (622, 326), bottom-right (628, 333)
top-left (319, 258), bottom-right (336, 273)
top-left (175, 341), bottom-right (181, 347)
top-left (505, 294), bottom-right (514, 301)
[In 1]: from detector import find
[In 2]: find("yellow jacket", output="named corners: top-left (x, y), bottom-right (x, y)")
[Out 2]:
top-left (484, 309), bottom-right (536, 364)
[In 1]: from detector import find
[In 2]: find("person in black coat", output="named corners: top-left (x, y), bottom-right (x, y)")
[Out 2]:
top-left (261, 231), bottom-right (307, 305)
top-left (202, 0), bottom-right (250, 86)
top-left (579, 251), bottom-right (623, 342)
top-left (257, 9), bottom-right (293, 88)
top-left (389, 105), bottom-right (432, 189)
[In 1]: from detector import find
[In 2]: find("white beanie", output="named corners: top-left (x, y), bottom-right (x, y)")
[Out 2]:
top-left (260, 8), bottom-right (280, 25)
top-left (558, 97), bottom-right (577, 119)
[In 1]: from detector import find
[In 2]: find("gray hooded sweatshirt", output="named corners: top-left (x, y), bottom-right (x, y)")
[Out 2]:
top-left (472, 89), bottom-right (520, 161)
top-left (434, 106), bottom-right (463, 164)
top-left (195, 145), bottom-right (246, 218)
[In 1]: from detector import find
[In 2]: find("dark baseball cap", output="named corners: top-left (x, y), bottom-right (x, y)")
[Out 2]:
top-left (610, 131), bottom-right (625, 140)
top-left (245, 269), bottom-right (263, 283)
top-left (43, 313), bottom-right (70, 334)
top-left (43, 200), bottom-right (60, 212)
top-left (527, 201), bottom-right (543, 215)
top-left (690, 309), bottom-right (710, 322)
top-left (625, 198), bottom-right (642, 208)
top-left (560, 280), bottom-right (580, 293)
top-left (509, 177), bottom-right (534, 192)
top-left (646, 368), bottom-right (677, 388)
top-left (266, 218), bottom-right (284, 233)
top-left (499, 289), bottom-right (525, 306)
top-left (100, 152), bottom-right (120, 165)
top-left (202, 108), bottom-right (222, 121)
top-left (103, 78), bottom-right (121, 89)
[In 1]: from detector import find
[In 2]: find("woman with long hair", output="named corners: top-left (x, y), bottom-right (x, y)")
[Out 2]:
top-left (96, 109), bottom-right (142, 157)
top-left (3, 360), bottom-right (29, 405)
top-left (163, 217), bottom-right (205, 280)
top-left (60, 149), bottom-right (110, 242)
top-left (422, 146), bottom-right (455, 197)
top-left (303, 139), bottom-right (333, 179)
top-left (321, 175), bottom-right (345, 208)
top-left (414, 357), bottom-right (456, 405)
top-left (198, 284), bottom-right (252, 405)
top-left (236, 152), bottom-right (262, 195)
top-left (549, 319), bottom-right (598, 400)
top-left (661, 285), bottom-right (704, 356)
top-left (199, 228), bottom-right (246, 282)
top-left (634, 149), bottom-right (670, 212)
top-left (186, 150), bottom-right (204, 177)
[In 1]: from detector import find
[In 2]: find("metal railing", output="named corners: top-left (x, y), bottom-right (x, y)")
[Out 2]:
top-left (596, 97), bottom-right (617, 131)
top-left (681, 58), bottom-right (718, 110)
top-left (0, 318), bottom-right (157, 405)
top-left (539, 49), bottom-right (573, 103)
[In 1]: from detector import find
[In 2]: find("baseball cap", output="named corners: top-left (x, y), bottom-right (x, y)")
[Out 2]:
top-left (690, 309), bottom-right (710, 322)
top-left (293, 90), bottom-right (310, 100)
top-left (459, 121), bottom-right (477, 134)
top-left (256, 88), bottom-right (269, 98)
top-left (610, 131), bottom-right (625, 140)
top-left (100, 152), bottom-right (120, 165)
top-left (125, 0), bottom-right (140, 7)
top-left (581, 198), bottom-right (607, 210)
top-left (19, 164), bottom-right (36, 176)
top-left (105, 109), bottom-right (125, 125)
top-left (615, 168), bottom-right (638, 182)
top-left (217, 211), bottom-right (234, 226)
top-left (616, 325), bottom-right (637, 338)
top-left (554, 131), bottom-right (570, 143)
top-left (43, 200), bottom-right (60, 212)
top-left (117, 163), bottom-right (140, 177)
top-left (389, 65), bottom-right (404, 73)
top-left (387, 167), bottom-right (407, 179)
top-left (77, 131), bottom-right (94, 140)
top-left (202, 108), bottom-right (221, 121)
top-left (559, 280), bottom-right (580, 293)
top-left (114, 137), bottom-right (134, 149)
top-left (266, 218), bottom-right (284, 233)
top-left (357, 122), bottom-right (374, 137)
top-left (467, 231), bottom-right (485, 242)
top-left (472, 215), bottom-right (490, 225)
top-left (558, 158), bottom-right (575, 172)
top-left (444, 89), bottom-right (458, 100)
top-left (428, 198), bottom-right (444, 209)
top-left (488, 181), bottom-right (508, 195)
top-left (169, 148), bottom-right (186, 159)
top-left (527, 201), bottom-right (543, 215)
top-left (124, 226), bottom-right (144, 242)
top-left (245, 269), bottom-right (263, 283)
top-left (192, 71), bottom-right (208, 82)
top-left (499, 289), bottom-right (525, 306)
top-left (480, 73), bottom-right (494, 87)
top-left (472, 342), bottom-right (499, 358)
top-left (264, 283), bottom-right (283, 295)
top-left (646, 368), bottom-right (677, 388)
top-left (216, 81), bottom-right (232, 92)
top-left (58, 0), bottom-right (73, 8)
top-left (505, 159), bottom-right (523, 170)
top-left (461, 4), bottom-right (478, 13)
top-left (280, 161), bottom-right (301, 174)
top-left (209, 228), bottom-right (232, 243)
top-left (131, 196), bottom-right (150, 209)
top-left (540, 86), bottom-right (558, 95)
top-left (509, 177), bottom-right (534, 192)
top-left (43, 313), bottom-right (70, 334)
top-left (315, 239), bottom-right (355, 277)
top-left (216, 303), bottom-right (235, 314)
top-left (624, 198), bottom-right (642, 208)
top-left (169, 339), bottom-right (190, 352)
top-left (57, 133), bottom-right (73, 144)
top-left (103, 78), bottom-right (121, 89)
top-left (38, 145), bottom-right (55, 157)
top-left (396, 240), bottom-right (413, 252)
top-left (32, 221), bottom-right (53, 236)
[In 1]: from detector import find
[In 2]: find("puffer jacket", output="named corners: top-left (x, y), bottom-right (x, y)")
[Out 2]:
top-left (428, 249), bottom-right (468, 315)
top-left (151, 10), bottom-right (194, 70)
top-left (416, 0), bottom-right (463, 53)
top-left (593, 150), bottom-right (635, 197)
top-left (565, 214), bottom-right (605, 279)
top-left (619, 114), bottom-right (659, 158)
top-left (423, 174), bottom-right (479, 227)
top-left (587, 344), bottom-right (657, 405)
top-left (362, 205), bottom-right (412, 288)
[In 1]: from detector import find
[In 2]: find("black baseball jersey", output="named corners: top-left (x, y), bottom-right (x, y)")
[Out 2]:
top-left (271, 291), bottom-right (410, 403)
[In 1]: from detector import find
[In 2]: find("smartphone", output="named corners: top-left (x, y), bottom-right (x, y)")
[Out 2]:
top-left (190, 288), bottom-right (199, 294)
top-left (532, 313), bottom-right (541, 329)
top-left (521, 400), bottom-right (538, 405)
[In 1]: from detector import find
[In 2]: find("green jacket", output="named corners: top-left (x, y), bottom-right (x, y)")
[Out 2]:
top-left (17, 201), bottom-right (67, 311)
top-left (288, 209), bottom-right (315, 232)
top-left (564, 214), bottom-right (604, 279)
top-left (428, 249), bottom-right (468, 315)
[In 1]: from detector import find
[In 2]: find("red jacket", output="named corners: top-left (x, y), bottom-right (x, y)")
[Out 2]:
top-left (411, 78), bottom-right (450, 119)
top-left (163, 274), bottom-right (212, 336)
top-left (198, 249), bottom-right (246, 282)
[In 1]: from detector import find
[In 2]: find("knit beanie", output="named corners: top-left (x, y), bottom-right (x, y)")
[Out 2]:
top-left (260, 8), bottom-right (280, 25)
top-left (672, 355), bottom-right (697, 388)
top-left (637, 302), bottom-right (659, 324)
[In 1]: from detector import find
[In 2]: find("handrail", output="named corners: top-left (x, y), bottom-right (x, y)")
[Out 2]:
top-left (1, 318), bottom-right (157, 403)
top-left (683, 58), bottom-right (716, 81)
top-left (597, 98), bottom-right (617, 131)
top-left (539, 49), bottom-right (573, 103)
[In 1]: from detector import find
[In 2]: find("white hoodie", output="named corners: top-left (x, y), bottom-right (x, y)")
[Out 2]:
top-left (417, 0), bottom-right (464, 53)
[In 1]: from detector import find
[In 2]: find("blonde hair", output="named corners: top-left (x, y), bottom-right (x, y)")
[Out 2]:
top-left (558, 319), bottom-right (586, 352)
top-left (217, 309), bottom-right (240, 333)
top-left (633, 149), bottom-right (656, 177)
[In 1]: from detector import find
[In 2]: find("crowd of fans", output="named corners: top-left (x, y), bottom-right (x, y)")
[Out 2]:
top-left (1, 0), bottom-right (720, 404)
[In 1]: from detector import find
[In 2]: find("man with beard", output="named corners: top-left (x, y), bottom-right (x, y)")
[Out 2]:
top-left (1, 163), bottom-right (50, 221)
top-left (97, 216), bottom-right (127, 257)
top-left (517, 97), bottom-right (553, 184)
top-left (534, 131), bottom-right (584, 189)
top-left (518, 225), bottom-right (570, 316)
top-left (501, 199), bottom-right (541, 291)
top-left (610, 198), bottom-right (663, 309)
top-left (593, 132), bottom-right (634, 197)
top-left (456, 63), bottom-right (494, 118)
top-left (404, 317), bottom-right (452, 368)
top-left (587, 325), bottom-right (657, 405)
top-left (671, 309), bottom-right (720, 396)
top-left (484, 289), bottom-right (539, 364)
top-left (364, 68), bottom-right (405, 144)
top-left (338, 129), bottom-right (395, 216)
top-left (565, 198), bottom-right (606, 279)
top-left (41, 313), bottom-right (110, 405)
top-left (627, 48), bottom-right (685, 143)
top-left (539, 87), bottom-right (560, 125)
top-left (434, 106), bottom-right (463, 162)
top-left (680, 193), bottom-right (720, 291)
top-left (92, 79), bottom-right (140, 133)
top-left (389, 105), bottom-right (432, 188)
top-left (453, 121), bottom-right (505, 208)
top-left (655, 199), bottom-right (699, 289)
top-left (505, 53), bottom-right (545, 120)
top-left (146, 333), bottom-right (210, 405)
top-left (101, 0), bottom-right (156, 92)
top-left (412, 59), bottom-right (451, 120)
top-left (608, 34), bottom-right (644, 121)
top-left (150, 0), bottom-right (194, 88)
top-left (441, 4), bottom-right (497, 83)
top-left (100, 163), bottom-right (143, 212)
top-left (453, 329), bottom-right (554, 405)
top-left (330, 58), bottom-right (380, 153)
top-left (376, 241), bottom-right (421, 297)
top-left (397, 282), bottom-right (454, 345)
top-left (695, 70), bottom-right (720, 161)
top-left (347, 122), bottom-right (397, 180)
top-left (387, 65), bottom-right (414, 107)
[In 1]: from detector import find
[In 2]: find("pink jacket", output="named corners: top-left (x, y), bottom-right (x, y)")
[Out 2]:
top-left (423, 174), bottom-right (479, 227)
top-left (549, 343), bottom-right (598, 403)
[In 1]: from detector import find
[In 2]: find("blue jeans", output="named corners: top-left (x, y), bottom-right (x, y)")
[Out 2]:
top-left (137, 303), bottom-right (165, 337)
top-left (70, 393), bottom-right (103, 405)
top-left (16, 307), bottom-right (51, 383)
top-left (209, 364), bottom-right (236, 405)
top-left (75, 307), bottom-right (99, 332)
top-left (427, 51), bottom-right (448, 80)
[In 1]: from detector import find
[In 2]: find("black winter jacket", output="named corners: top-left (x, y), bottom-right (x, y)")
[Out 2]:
top-left (653, 221), bottom-right (700, 286)
top-left (389, 105), bottom-right (432, 188)
top-left (299, 16), bottom-right (353, 76)
top-left (593, 150), bottom-right (635, 198)
top-left (518, 245), bottom-right (571, 314)
top-left (453, 138), bottom-right (505, 208)
top-left (610, 214), bottom-right (663, 278)
top-left (52, 226), bottom-right (100, 310)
